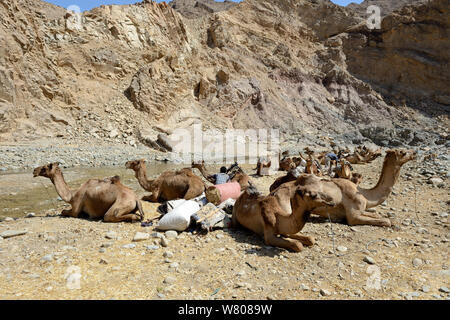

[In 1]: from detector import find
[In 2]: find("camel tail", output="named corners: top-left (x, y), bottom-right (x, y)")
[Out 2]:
top-left (136, 200), bottom-right (145, 221)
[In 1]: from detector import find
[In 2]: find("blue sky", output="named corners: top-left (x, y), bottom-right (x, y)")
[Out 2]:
top-left (45, 0), bottom-right (363, 12)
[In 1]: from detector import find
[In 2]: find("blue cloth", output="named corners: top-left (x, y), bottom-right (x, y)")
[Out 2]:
top-left (213, 173), bottom-right (230, 185)
top-left (326, 153), bottom-right (338, 161)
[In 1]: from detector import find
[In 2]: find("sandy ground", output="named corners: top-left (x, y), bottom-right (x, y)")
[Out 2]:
top-left (0, 158), bottom-right (448, 300)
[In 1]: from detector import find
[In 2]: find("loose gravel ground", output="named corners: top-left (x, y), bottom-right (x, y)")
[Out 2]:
top-left (0, 154), bottom-right (448, 300)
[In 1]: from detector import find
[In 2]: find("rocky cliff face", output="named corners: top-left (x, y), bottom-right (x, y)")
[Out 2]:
top-left (347, 0), bottom-right (428, 17)
top-left (170, 0), bottom-right (237, 19)
top-left (343, 0), bottom-right (450, 113)
top-left (0, 0), bottom-right (447, 149)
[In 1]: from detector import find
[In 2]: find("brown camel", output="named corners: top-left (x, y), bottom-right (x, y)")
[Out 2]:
top-left (298, 149), bottom-right (416, 227)
top-left (33, 163), bottom-right (144, 222)
top-left (191, 161), bottom-right (251, 190)
top-left (256, 158), bottom-right (271, 176)
top-left (126, 159), bottom-right (205, 202)
top-left (305, 158), bottom-right (322, 176)
top-left (333, 159), bottom-right (353, 179)
top-left (232, 179), bottom-right (335, 252)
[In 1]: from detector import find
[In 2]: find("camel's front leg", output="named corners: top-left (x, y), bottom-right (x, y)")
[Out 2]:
top-left (264, 225), bottom-right (304, 252)
top-left (61, 194), bottom-right (83, 218)
top-left (346, 206), bottom-right (391, 227)
top-left (103, 200), bottom-right (141, 223)
top-left (142, 193), bottom-right (159, 202)
top-left (282, 233), bottom-right (315, 246)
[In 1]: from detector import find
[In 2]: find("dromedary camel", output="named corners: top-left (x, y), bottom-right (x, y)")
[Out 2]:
top-left (232, 179), bottom-right (335, 252)
top-left (126, 159), bottom-right (205, 202)
top-left (33, 163), bottom-right (144, 222)
top-left (191, 161), bottom-right (251, 190)
top-left (298, 149), bottom-right (416, 226)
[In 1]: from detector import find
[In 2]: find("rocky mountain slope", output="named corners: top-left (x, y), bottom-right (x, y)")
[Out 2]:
top-left (170, 0), bottom-right (237, 19)
top-left (0, 0), bottom-right (447, 151)
top-left (347, 0), bottom-right (428, 17)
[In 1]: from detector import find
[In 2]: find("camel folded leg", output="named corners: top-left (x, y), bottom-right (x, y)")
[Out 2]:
top-left (184, 187), bottom-right (203, 200)
top-left (264, 226), bottom-right (304, 252)
top-left (142, 194), bottom-right (158, 202)
top-left (282, 233), bottom-right (315, 246)
top-left (103, 200), bottom-right (141, 223)
top-left (361, 211), bottom-right (382, 219)
top-left (346, 208), bottom-right (391, 227)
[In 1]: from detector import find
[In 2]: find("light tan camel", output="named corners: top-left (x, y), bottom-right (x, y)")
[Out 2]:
top-left (191, 161), bottom-right (251, 190)
top-left (299, 149), bottom-right (416, 226)
top-left (126, 159), bottom-right (205, 202)
top-left (33, 163), bottom-right (144, 222)
top-left (345, 148), bottom-right (382, 164)
top-left (232, 179), bottom-right (335, 252)
top-left (305, 158), bottom-right (322, 176)
top-left (334, 159), bottom-right (353, 179)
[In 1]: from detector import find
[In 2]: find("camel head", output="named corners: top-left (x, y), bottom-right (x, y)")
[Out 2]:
top-left (294, 187), bottom-right (335, 209)
top-left (33, 162), bottom-right (60, 178)
top-left (125, 159), bottom-right (146, 171)
top-left (191, 160), bottom-right (205, 170)
top-left (385, 149), bottom-right (417, 166)
top-left (351, 172), bottom-right (363, 185)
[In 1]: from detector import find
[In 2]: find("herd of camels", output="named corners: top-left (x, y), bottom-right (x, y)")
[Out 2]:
top-left (33, 146), bottom-right (416, 252)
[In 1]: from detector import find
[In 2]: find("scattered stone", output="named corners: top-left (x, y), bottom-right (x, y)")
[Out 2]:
top-left (163, 251), bottom-right (174, 258)
top-left (122, 244), bottom-right (136, 249)
top-left (363, 256), bottom-right (375, 265)
top-left (25, 213), bottom-right (36, 218)
top-left (163, 276), bottom-right (176, 285)
top-left (0, 230), bottom-right (27, 238)
top-left (101, 243), bottom-right (112, 248)
top-left (40, 254), bottom-right (53, 263)
top-left (105, 231), bottom-right (118, 240)
top-left (99, 248), bottom-right (106, 253)
top-left (145, 245), bottom-right (159, 250)
top-left (165, 231), bottom-right (178, 239)
top-left (169, 262), bottom-right (179, 269)
top-left (99, 258), bottom-right (108, 265)
top-left (412, 258), bottom-right (423, 267)
top-left (133, 232), bottom-right (150, 242)
top-left (3, 217), bottom-right (14, 222)
top-left (421, 285), bottom-right (430, 293)
top-left (336, 246), bottom-right (347, 253)
top-left (151, 232), bottom-right (164, 238)
top-left (216, 233), bottom-right (224, 239)
top-left (299, 284), bottom-right (310, 291)
top-left (320, 289), bottom-right (331, 296)
top-left (160, 237), bottom-right (169, 247)
top-left (439, 287), bottom-right (450, 293)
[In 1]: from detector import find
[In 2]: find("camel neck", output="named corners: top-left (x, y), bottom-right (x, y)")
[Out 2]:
top-left (198, 165), bottom-right (210, 179)
top-left (358, 156), bottom-right (400, 208)
top-left (135, 165), bottom-right (153, 190)
top-left (50, 169), bottom-right (73, 203)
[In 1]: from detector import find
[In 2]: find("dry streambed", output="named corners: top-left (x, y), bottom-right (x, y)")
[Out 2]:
top-left (0, 158), bottom-right (448, 300)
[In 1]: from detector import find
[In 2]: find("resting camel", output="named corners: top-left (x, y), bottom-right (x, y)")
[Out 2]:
top-left (333, 159), bottom-right (353, 179)
top-left (33, 163), bottom-right (144, 222)
top-left (256, 158), bottom-right (271, 176)
top-left (297, 149), bottom-right (416, 226)
top-left (232, 178), bottom-right (335, 252)
top-left (126, 159), bottom-right (205, 202)
top-left (345, 148), bottom-right (382, 164)
top-left (191, 161), bottom-right (251, 190)
top-left (305, 158), bottom-right (322, 176)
